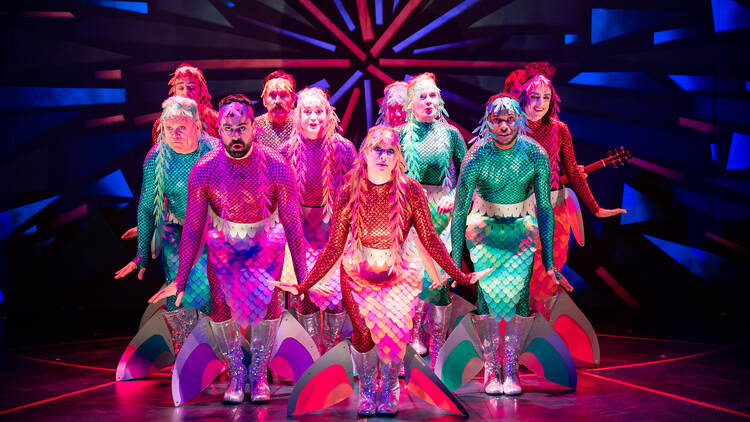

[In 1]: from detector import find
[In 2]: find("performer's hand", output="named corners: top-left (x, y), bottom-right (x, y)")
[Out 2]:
top-left (115, 261), bottom-right (146, 280)
top-left (548, 268), bottom-right (574, 292)
top-left (451, 268), bottom-right (492, 288)
top-left (595, 208), bottom-right (627, 218)
top-left (268, 280), bottom-right (300, 296)
top-left (428, 276), bottom-right (447, 290)
top-left (436, 195), bottom-right (455, 214)
top-left (121, 226), bottom-right (138, 239)
top-left (311, 282), bottom-right (335, 297)
top-left (148, 283), bottom-right (183, 306)
top-left (577, 165), bottom-right (588, 179)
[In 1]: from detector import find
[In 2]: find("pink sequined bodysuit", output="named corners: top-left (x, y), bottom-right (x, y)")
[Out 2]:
top-left (173, 144), bottom-right (308, 323)
top-left (297, 178), bottom-right (471, 358)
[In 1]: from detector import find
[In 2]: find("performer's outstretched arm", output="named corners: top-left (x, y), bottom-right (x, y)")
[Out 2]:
top-left (133, 149), bottom-right (158, 269)
top-left (409, 180), bottom-right (471, 285)
top-left (450, 149), bottom-right (480, 273)
top-left (531, 143), bottom-right (556, 271)
top-left (558, 122), bottom-right (599, 214)
top-left (296, 188), bottom-right (351, 294)
top-left (273, 159), bottom-right (308, 283)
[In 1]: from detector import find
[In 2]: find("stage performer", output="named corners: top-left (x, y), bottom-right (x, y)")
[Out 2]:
top-left (376, 81), bottom-right (408, 127)
top-left (255, 70), bottom-right (296, 149)
top-left (115, 96), bottom-right (217, 357)
top-left (271, 125), bottom-right (489, 416)
top-left (149, 94), bottom-right (312, 404)
top-left (521, 74), bottom-right (625, 317)
top-left (278, 87), bottom-right (356, 353)
top-left (451, 93), bottom-right (560, 396)
top-left (396, 73), bottom-right (466, 366)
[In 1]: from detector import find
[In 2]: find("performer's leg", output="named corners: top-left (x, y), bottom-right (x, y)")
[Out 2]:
top-left (408, 300), bottom-right (428, 355)
top-left (377, 351), bottom-right (402, 416)
top-left (297, 295), bottom-right (324, 354)
top-left (502, 283), bottom-right (533, 395)
top-left (341, 270), bottom-right (377, 416)
top-left (246, 293), bottom-right (283, 404)
top-left (162, 307), bottom-right (198, 356)
top-left (427, 286), bottom-right (452, 371)
top-left (322, 303), bottom-right (346, 353)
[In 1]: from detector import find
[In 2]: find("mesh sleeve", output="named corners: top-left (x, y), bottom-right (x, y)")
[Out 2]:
top-left (174, 156), bottom-right (212, 292)
top-left (532, 145), bottom-right (555, 271)
top-left (558, 122), bottom-right (600, 214)
top-left (134, 149), bottom-right (158, 268)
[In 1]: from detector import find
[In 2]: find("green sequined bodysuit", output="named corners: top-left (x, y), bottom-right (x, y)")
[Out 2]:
top-left (398, 120), bottom-right (466, 305)
top-left (450, 136), bottom-right (555, 320)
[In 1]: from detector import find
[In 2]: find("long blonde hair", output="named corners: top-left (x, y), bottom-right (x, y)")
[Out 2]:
top-left (347, 125), bottom-right (408, 269)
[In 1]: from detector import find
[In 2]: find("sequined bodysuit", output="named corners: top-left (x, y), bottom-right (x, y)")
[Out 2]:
top-left (397, 120), bottom-right (466, 305)
top-left (173, 144), bottom-right (308, 324)
top-left (254, 113), bottom-right (294, 150)
top-left (134, 134), bottom-right (217, 312)
top-left (527, 118), bottom-right (598, 316)
top-left (297, 178), bottom-right (471, 361)
top-left (152, 106), bottom-right (220, 144)
top-left (279, 134), bottom-right (356, 313)
top-left (451, 136), bottom-right (554, 321)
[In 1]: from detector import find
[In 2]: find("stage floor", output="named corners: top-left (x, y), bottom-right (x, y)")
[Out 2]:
top-left (1, 334), bottom-right (749, 421)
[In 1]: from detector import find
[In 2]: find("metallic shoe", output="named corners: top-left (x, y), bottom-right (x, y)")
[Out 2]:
top-left (502, 315), bottom-right (534, 395)
top-left (248, 317), bottom-right (281, 403)
top-left (409, 300), bottom-right (428, 356)
top-left (377, 357), bottom-right (402, 416)
top-left (323, 310), bottom-right (346, 352)
top-left (287, 294), bottom-right (299, 320)
top-left (299, 311), bottom-right (324, 355)
top-left (209, 318), bottom-right (246, 404)
top-left (162, 307), bottom-right (198, 356)
top-left (427, 302), bottom-right (452, 370)
top-left (472, 314), bottom-right (503, 395)
top-left (350, 345), bottom-right (378, 416)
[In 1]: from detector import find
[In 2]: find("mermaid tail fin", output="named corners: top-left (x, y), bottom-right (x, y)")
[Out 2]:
top-left (565, 188), bottom-right (585, 247)
top-left (286, 339), bottom-right (355, 416)
top-left (519, 313), bottom-right (578, 390)
top-left (403, 344), bottom-right (469, 416)
top-left (434, 314), bottom-right (484, 392)
top-left (116, 310), bottom-right (175, 381)
top-left (549, 290), bottom-right (601, 365)
top-left (171, 316), bottom-right (225, 406)
top-left (269, 310), bottom-right (321, 382)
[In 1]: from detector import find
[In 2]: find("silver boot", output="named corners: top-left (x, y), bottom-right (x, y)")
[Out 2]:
top-left (502, 315), bottom-right (534, 395)
top-left (162, 307), bottom-right (198, 356)
top-left (472, 314), bottom-right (503, 395)
top-left (209, 318), bottom-right (246, 404)
top-left (351, 345), bottom-right (378, 416)
top-left (377, 356), bottom-right (402, 416)
top-left (427, 302), bottom-right (452, 370)
top-left (248, 317), bottom-right (281, 403)
top-left (323, 310), bottom-right (346, 352)
top-left (299, 311), bottom-right (324, 355)
top-left (409, 300), bottom-right (428, 356)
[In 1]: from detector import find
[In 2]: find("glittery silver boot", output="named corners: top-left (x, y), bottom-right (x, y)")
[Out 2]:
top-left (209, 318), bottom-right (246, 404)
top-left (299, 311), bottom-right (324, 355)
top-left (162, 307), bottom-right (198, 356)
top-left (427, 302), bottom-right (452, 371)
top-left (502, 315), bottom-right (534, 395)
top-left (377, 356), bottom-right (402, 416)
top-left (409, 300), bottom-right (428, 356)
top-left (323, 310), bottom-right (346, 352)
top-left (350, 345), bottom-right (378, 417)
top-left (472, 314), bottom-right (503, 395)
top-left (248, 317), bottom-right (280, 403)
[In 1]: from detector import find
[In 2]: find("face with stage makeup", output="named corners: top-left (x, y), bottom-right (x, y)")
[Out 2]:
top-left (219, 102), bottom-right (255, 159)
top-left (364, 127), bottom-right (400, 183)
top-left (485, 97), bottom-right (523, 147)
top-left (163, 115), bottom-right (201, 153)
top-left (384, 85), bottom-right (407, 127)
top-left (173, 76), bottom-right (201, 103)
top-left (262, 78), bottom-right (295, 125)
top-left (523, 82), bottom-right (552, 122)
top-left (410, 79), bottom-right (440, 123)
top-left (298, 94), bottom-right (328, 139)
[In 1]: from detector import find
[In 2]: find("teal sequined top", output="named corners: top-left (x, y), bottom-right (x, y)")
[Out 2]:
top-left (134, 134), bottom-right (218, 268)
top-left (397, 120), bottom-right (466, 188)
top-left (451, 135), bottom-right (555, 272)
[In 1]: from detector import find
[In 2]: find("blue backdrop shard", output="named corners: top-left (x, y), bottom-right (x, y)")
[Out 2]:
top-left (84, 169), bottom-right (134, 199)
top-left (712, 0), bottom-right (750, 33)
top-left (726, 132), bottom-right (750, 170)
top-left (653, 27), bottom-right (701, 45)
top-left (569, 72), bottom-right (666, 92)
top-left (621, 184), bottom-right (662, 225)
top-left (0, 87), bottom-right (126, 110)
top-left (592, 8), bottom-right (684, 44)
top-left (644, 234), bottom-right (723, 281)
top-left (0, 195), bottom-right (60, 240)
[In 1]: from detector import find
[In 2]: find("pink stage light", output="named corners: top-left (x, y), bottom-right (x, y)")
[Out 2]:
top-left (380, 58), bottom-right (536, 68)
top-left (95, 69), bottom-right (122, 80)
top-left (340, 87), bottom-right (362, 132)
top-left (297, 0), bottom-right (367, 62)
top-left (23, 11), bottom-right (75, 18)
top-left (132, 112), bottom-right (161, 126)
top-left (366, 65), bottom-right (396, 85)
top-left (86, 114), bottom-right (126, 128)
top-left (356, 0), bottom-right (375, 42)
top-left (679, 117), bottom-right (716, 135)
top-left (371, 0), bottom-right (422, 58)
top-left (705, 232), bottom-right (749, 254)
top-left (54, 204), bottom-right (88, 226)
top-left (595, 266), bottom-right (640, 308)
top-left (629, 157), bottom-right (687, 181)
top-left (0, 381), bottom-right (117, 416)
top-left (132, 59), bottom-right (351, 74)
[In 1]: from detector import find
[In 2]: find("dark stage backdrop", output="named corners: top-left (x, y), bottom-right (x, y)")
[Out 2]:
top-left (1, 0), bottom-right (749, 344)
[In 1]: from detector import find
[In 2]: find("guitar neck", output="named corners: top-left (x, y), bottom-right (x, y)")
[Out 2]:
top-left (559, 159), bottom-right (607, 185)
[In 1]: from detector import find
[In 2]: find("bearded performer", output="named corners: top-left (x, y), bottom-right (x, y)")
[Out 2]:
top-left (521, 73), bottom-right (625, 317)
top-left (255, 70), bottom-right (296, 149)
top-left (376, 80), bottom-right (408, 127)
top-left (396, 73), bottom-right (467, 367)
top-left (115, 97), bottom-right (217, 364)
top-left (149, 94), bottom-right (311, 404)
top-left (278, 87), bottom-right (356, 353)
top-left (451, 93), bottom-right (560, 396)
top-left (272, 126), bottom-right (489, 416)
